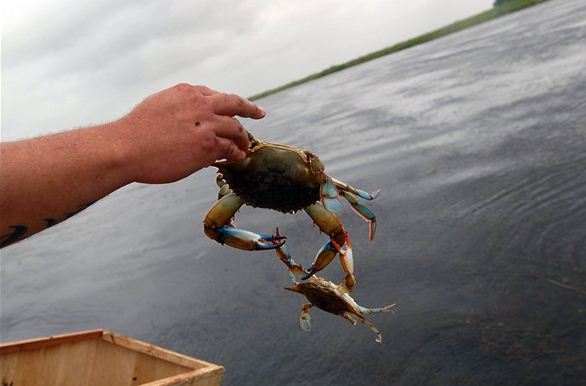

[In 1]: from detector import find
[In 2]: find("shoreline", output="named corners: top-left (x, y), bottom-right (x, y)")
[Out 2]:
top-left (249, 0), bottom-right (551, 101)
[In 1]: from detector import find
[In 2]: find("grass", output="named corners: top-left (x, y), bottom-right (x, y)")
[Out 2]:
top-left (249, 0), bottom-right (551, 101)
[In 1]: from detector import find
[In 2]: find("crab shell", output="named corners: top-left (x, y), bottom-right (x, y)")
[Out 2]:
top-left (288, 278), bottom-right (357, 315)
top-left (215, 140), bottom-right (327, 213)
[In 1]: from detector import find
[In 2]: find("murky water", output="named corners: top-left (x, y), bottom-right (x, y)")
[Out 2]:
top-left (2, 0), bottom-right (586, 384)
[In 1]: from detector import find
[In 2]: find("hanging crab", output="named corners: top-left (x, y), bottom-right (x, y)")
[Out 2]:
top-left (277, 232), bottom-right (396, 343)
top-left (203, 134), bottom-right (379, 279)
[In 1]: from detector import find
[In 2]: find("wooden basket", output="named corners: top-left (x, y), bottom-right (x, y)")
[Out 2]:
top-left (0, 329), bottom-right (223, 386)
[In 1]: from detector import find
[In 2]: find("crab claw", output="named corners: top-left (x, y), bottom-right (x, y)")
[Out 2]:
top-left (356, 188), bottom-right (381, 201)
top-left (340, 191), bottom-right (378, 241)
top-left (213, 225), bottom-right (286, 250)
top-left (302, 240), bottom-right (339, 280)
top-left (276, 243), bottom-right (309, 281)
top-left (204, 193), bottom-right (287, 250)
top-left (321, 177), bottom-right (344, 213)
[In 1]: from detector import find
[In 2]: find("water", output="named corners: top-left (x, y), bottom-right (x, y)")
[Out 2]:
top-left (2, 0), bottom-right (586, 384)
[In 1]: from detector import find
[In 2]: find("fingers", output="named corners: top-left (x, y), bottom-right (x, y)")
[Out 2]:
top-left (209, 93), bottom-right (265, 119)
top-left (170, 84), bottom-right (263, 118)
top-left (213, 116), bottom-right (250, 152)
top-left (193, 85), bottom-right (218, 96)
top-left (215, 137), bottom-right (247, 162)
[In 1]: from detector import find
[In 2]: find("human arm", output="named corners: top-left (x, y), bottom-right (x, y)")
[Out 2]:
top-left (0, 83), bottom-right (265, 248)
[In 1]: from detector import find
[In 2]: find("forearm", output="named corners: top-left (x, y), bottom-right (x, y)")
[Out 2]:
top-left (0, 121), bottom-right (131, 247)
top-left (0, 84), bottom-right (265, 248)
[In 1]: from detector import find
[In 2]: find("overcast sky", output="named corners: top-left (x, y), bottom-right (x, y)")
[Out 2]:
top-left (2, 0), bottom-right (492, 140)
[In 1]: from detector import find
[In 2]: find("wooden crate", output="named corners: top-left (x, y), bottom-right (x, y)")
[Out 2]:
top-left (0, 329), bottom-right (223, 386)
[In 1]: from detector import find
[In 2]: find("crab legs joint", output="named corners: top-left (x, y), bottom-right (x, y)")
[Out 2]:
top-left (301, 202), bottom-right (349, 278)
top-left (203, 192), bottom-right (286, 250)
top-left (332, 177), bottom-right (380, 241)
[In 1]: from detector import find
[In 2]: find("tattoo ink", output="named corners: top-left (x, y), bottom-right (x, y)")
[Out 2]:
top-left (44, 218), bottom-right (57, 228)
top-left (1, 202), bottom-right (97, 248)
top-left (0, 225), bottom-right (28, 248)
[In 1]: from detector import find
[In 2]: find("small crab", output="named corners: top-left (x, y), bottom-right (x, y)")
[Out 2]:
top-left (277, 232), bottom-right (395, 343)
top-left (203, 134), bottom-right (379, 279)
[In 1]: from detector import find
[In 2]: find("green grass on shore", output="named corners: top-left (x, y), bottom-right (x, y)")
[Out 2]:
top-left (249, 0), bottom-right (551, 101)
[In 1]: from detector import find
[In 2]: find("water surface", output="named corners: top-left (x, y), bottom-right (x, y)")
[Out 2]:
top-left (2, 0), bottom-right (586, 384)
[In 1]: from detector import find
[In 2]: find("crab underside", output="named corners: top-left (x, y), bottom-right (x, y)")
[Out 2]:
top-left (278, 234), bottom-right (396, 343)
top-left (221, 167), bottom-right (319, 213)
top-left (203, 138), bottom-right (379, 279)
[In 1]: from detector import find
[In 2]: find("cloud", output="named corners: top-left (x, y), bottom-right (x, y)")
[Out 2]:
top-left (4, 1), bottom-right (261, 83)
top-left (2, 0), bottom-right (491, 140)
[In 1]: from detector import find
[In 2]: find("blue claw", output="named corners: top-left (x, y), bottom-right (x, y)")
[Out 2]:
top-left (351, 202), bottom-right (375, 221)
top-left (330, 177), bottom-right (380, 201)
top-left (321, 177), bottom-right (344, 213)
top-left (356, 188), bottom-right (380, 201)
top-left (321, 177), bottom-right (339, 198)
top-left (323, 197), bottom-right (344, 213)
top-left (347, 202), bottom-right (377, 241)
top-left (339, 191), bottom-right (377, 241)
top-left (217, 226), bottom-right (286, 250)
top-left (302, 240), bottom-right (339, 280)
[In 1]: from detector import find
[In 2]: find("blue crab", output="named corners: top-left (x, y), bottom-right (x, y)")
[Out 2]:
top-left (277, 233), bottom-right (396, 343)
top-left (203, 134), bottom-right (379, 279)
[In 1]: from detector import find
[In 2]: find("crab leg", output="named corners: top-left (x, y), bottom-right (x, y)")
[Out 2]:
top-left (341, 191), bottom-right (378, 241)
top-left (358, 304), bottom-right (396, 316)
top-left (203, 193), bottom-right (286, 250)
top-left (344, 312), bottom-right (384, 343)
top-left (303, 202), bottom-right (346, 279)
top-left (216, 173), bottom-right (233, 200)
top-left (320, 177), bottom-right (344, 213)
top-left (330, 177), bottom-right (379, 240)
top-left (276, 245), bottom-right (314, 332)
top-left (331, 177), bottom-right (380, 201)
top-left (333, 233), bottom-right (356, 292)
top-left (275, 244), bottom-right (308, 281)
top-left (303, 241), bottom-right (339, 280)
top-left (299, 303), bottom-right (313, 332)
top-left (342, 313), bottom-right (358, 326)
top-left (215, 174), bottom-right (235, 227)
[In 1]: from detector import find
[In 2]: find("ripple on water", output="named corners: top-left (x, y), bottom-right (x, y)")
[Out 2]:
top-left (3, 1), bottom-right (586, 384)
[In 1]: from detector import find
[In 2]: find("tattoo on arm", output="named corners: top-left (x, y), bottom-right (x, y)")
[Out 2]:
top-left (0, 225), bottom-right (28, 248)
top-left (44, 218), bottom-right (57, 227)
top-left (0, 201), bottom-right (97, 249)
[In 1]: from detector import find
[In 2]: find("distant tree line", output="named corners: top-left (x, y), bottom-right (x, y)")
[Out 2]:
top-left (494, 0), bottom-right (515, 5)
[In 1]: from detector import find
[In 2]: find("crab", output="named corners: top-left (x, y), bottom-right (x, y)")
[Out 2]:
top-left (277, 232), bottom-right (396, 343)
top-left (203, 134), bottom-right (380, 279)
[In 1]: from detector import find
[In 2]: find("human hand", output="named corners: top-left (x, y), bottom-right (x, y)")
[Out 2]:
top-left (115, 83), bottom-right (265, 184)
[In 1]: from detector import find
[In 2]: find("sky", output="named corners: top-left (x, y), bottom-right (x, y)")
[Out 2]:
top-left (2, 0), bottom-right (492, 140)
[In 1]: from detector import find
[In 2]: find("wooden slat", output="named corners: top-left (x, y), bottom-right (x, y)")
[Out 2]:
top-left (87, 337), bottom-right (138, 386)
top-left (0, 329), bottom-right (104, 354)
top-left (54, 338), bottom-right (99, 385)
top-left (0, 329), bottom-right (224, 386)
top-left (10, 345), bottom-right (46, 385)
top-left (101, 331), bottom-right (219, 371)
top-left (141, 366), bottom-right (224, 386)
top-left (1, 335), bottom-right (101, 386)
top-left (0, 347), bottom-right (18, 383)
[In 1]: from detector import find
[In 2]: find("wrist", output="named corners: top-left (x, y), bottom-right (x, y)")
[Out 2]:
top-left (99, 118), bottom-right (139, 186)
